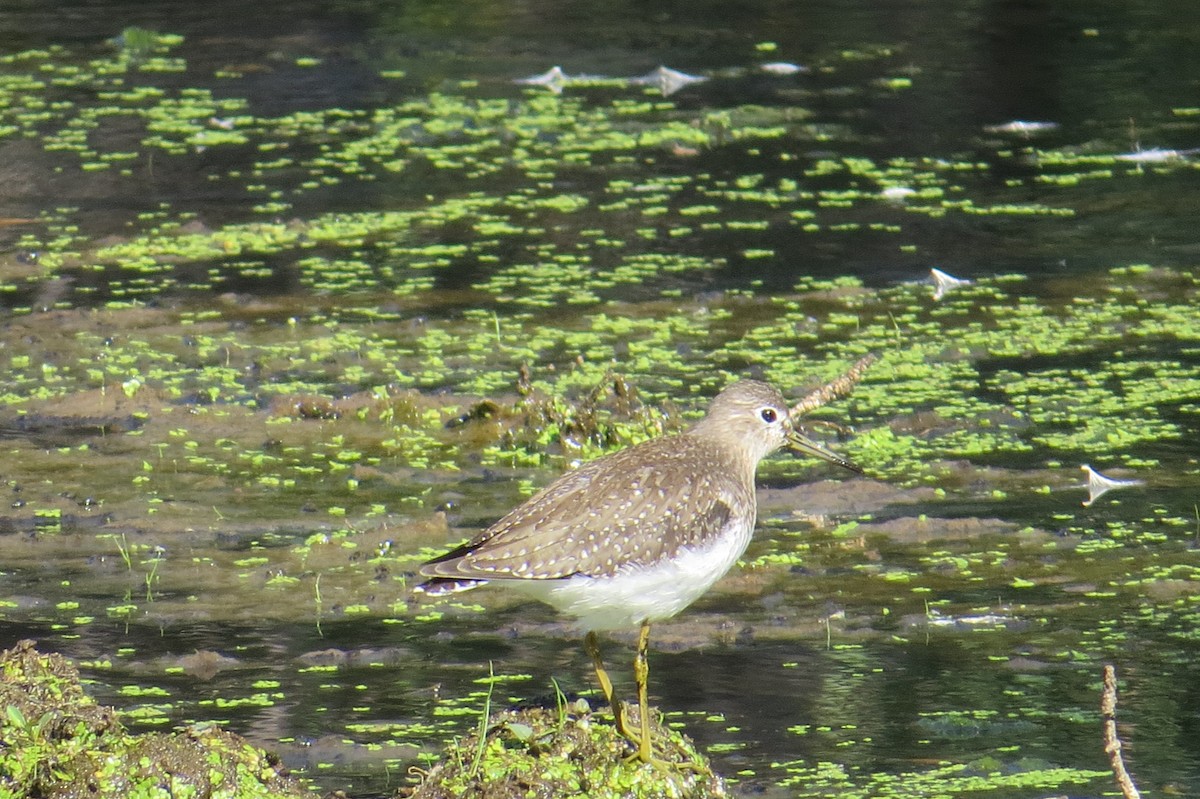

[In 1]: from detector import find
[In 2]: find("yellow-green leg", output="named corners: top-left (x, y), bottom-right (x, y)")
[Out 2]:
top-left (633, 618), bottom-right (654, 763)
top-left (630, 621), bottom-right (710, 772)
top-left (588, 624), bottom-right (708, 770)
top-left (584, 631), bottom-right (634, 741)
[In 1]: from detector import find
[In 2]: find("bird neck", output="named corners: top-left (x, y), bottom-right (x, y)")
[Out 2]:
top-left (682, 425), bottom-right (764, 480)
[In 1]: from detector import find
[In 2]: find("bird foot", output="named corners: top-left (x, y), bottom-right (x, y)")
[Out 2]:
top-left (612, 705), bottom-right (708, 772)
top-left (622, 748), bottom-right (710, 772)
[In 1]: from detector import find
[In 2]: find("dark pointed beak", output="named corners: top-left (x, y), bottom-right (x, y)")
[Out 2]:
top-left (786, 428), bottom-right (862, 474)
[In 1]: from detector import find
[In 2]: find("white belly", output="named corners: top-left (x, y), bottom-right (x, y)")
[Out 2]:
top-left (502, 524), bottom-right (754, 631)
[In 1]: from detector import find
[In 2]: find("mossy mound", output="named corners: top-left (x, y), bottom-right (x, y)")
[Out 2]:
top-left (406, 701), bottom-right (727, 799)
top-left (0, 639), bottom-right (312, 799)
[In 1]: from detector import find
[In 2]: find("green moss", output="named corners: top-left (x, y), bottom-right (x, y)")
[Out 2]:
top-left (410, 703), bottom-right (725, 799)
top-left (0, 640), bottom-right (312, 799)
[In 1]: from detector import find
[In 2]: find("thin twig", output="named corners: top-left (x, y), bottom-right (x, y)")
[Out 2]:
top-left (790, 353), bottom-right (878, 417)
top-left (1101, 664), bottom-right (1142, 799)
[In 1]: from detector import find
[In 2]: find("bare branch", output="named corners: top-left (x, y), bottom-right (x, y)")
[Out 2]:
top-left (1102, 664), bottom-right (1142, 799)
top-left (790, 353), bottom-right (878, 417)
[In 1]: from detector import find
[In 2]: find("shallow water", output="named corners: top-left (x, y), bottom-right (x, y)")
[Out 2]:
top-left (1, 1), bottom-right (1199, 796)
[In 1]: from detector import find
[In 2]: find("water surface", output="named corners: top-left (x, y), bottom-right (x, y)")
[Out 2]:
top-left (1, 1), bottom-right (1198, 796)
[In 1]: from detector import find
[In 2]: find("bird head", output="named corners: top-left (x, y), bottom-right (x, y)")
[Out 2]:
top-left (697, 380), bottom-right (862, 473)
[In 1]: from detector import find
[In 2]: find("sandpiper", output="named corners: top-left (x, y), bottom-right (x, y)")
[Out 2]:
top-left (416, 379), bottom-right (861, 763)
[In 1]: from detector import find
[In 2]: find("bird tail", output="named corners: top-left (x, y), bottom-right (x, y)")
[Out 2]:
top-left (414, 577), bottom-right (487, 596)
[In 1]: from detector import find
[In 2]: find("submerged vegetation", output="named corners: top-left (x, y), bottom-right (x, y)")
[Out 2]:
top-left (0, 17), bottom-right (1197, 799)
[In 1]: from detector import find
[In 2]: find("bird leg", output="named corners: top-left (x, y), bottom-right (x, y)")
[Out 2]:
top-left (588, 624), bottom-right (709, 770)
top-left (633, 618), bottom-right (654, 763)
top-left (629, 621), bottom-right (711, 772)
top-left (588, 624), bottom-right (697, 767)
top-left (584, 631), bottom-right (634, 742)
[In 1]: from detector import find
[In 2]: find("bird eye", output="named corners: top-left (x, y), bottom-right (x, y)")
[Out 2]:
top-left (760, 408), bottom-right (778, 424)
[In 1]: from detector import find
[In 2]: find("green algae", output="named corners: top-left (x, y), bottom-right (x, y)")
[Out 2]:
top-left (0, 23), bottom-right (1197, 799)
top-left (770, 758), bottom-right (1108, 798)
top-left (0, 640), bottom-right (312, 799)
top-left (2, 31), bottom-right (1141, 316)
top-left (409, 703), bottom-right (725, 799)
top-left (0, 262), bottom-right (1195, 536)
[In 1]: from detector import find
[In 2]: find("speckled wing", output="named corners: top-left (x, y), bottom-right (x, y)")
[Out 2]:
top-left (419, 435), bottom-right (754, 582)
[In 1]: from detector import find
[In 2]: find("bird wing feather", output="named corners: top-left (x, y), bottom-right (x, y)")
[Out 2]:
top-left (419, 435), bottom-right (754, 581)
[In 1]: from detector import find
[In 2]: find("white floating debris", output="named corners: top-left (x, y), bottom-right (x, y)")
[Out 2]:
top-left (515, 65), bottom-right (567, 94)
top-left (1081, 464), bottom-right (1143, 507)
top-left (880, 185), bottom-right (916, 202)
top-left (1113, 147), bottom-right (1195, 163)
top-left (983, 120), bottom-right (1059, 135)
top-left (930, 267), bottom-right (972, 300)
top-left (760, 61), bottom-right (807, 76)
top-left (925, 610), bottom-right (1018, 629)
top-left (630, 65), bottom-right (707, 97)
